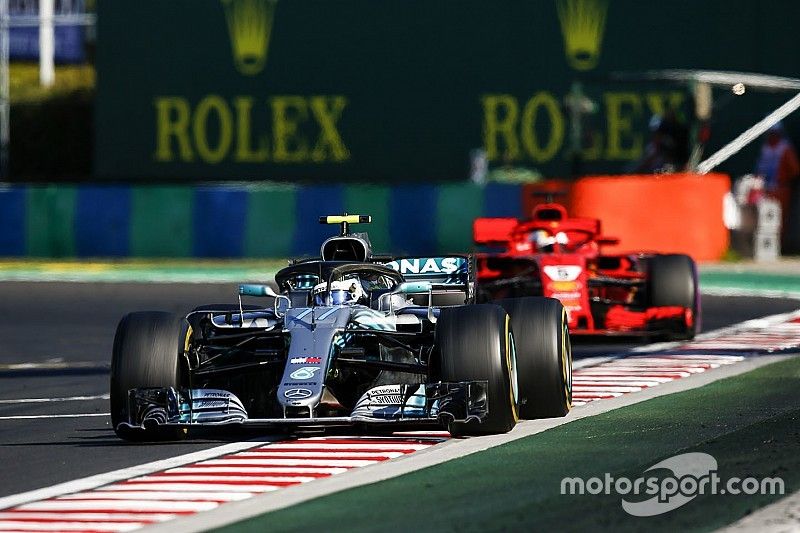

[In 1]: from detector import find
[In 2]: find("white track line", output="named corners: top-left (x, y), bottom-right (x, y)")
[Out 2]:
top-left (0, 395), bottom-right (109, 404)
top-left (0, 413), bottom-right (109, 420)
top-left (0, 511), bottom-right (176, 521)
top-left (59, 491), bottom-right (255, 501)
top-left (0, 521), bottom-right (144, 532)
top-left (16, 500), bottom-right (220, 512)
top-left (129, 475), bottom-right (318, 484)
top-left (197, 458), bottom-right (380, 468)
top-left (250, 442), bottom-right (431, 451)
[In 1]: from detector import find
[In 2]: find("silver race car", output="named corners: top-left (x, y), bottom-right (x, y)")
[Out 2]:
top-left (110, 215), bottom-right (573, 440)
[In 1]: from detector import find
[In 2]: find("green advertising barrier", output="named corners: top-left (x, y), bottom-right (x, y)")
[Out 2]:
top-left (95, 0), bottom-right (800, 182)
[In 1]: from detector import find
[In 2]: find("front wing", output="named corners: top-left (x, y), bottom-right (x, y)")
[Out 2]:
top-left (117, 381), bottom-right (488, 433)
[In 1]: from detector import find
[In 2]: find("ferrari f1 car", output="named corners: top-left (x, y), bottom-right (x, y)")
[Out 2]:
top-left (110, 215), bottom-right (572, 441)
top-left (473, 202), bottom-right (699, 340)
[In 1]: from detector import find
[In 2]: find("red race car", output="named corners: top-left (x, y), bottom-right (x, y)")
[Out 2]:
top-left (473, 202), bottom-right (699, 340)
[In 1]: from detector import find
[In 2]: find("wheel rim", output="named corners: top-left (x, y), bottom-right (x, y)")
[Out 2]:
top-left (561, 310), bottom-right (573, 407)
top-left (508, 330), bottom-right (519, 406)
top-left (504, 315), bottom-right (519, 422)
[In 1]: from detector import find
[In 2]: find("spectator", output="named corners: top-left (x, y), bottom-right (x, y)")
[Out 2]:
top-left (630, 109), bottom-right (690, 174)
top-left (755, 122), bottom-right (800, 235)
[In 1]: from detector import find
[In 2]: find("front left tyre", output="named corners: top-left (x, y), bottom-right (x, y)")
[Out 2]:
top-left (110, 311), bottom-right (188, 441)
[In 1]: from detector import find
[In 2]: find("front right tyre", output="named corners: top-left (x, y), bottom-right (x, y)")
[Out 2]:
top-left (436, 304), bottom-right (518, 436)
top-left (496, 297), bottom-right (572, 419)
top-left (110, 311), bottom-right (188, 441)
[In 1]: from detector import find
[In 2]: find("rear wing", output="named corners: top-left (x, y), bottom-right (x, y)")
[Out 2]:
top-left (383, 256), bottom-right (473, 305)
top-left (383, 256), bottom-right (469, 285)
top-left (473, 218), bottom-right (519, 245)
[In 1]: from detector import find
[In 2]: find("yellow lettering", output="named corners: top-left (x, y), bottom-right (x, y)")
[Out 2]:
top-left (520, 92), bottom-right (564, 163)
top-left (481, 95), bottom-right (520, 161)
top-left (193, 95), bottom-right (234, 164)
top-left (310, 96), bottom-right (349, 162)
top-left (604, 92), bottom-right (643, 160)
top-left (234, 96), bottom-right (269, 163)
top-left (272, 96), bottom-right (309, 163)
top-left (154, 97), bottom-right (193, 162)
top-left (644, 91), bottom-right (685, 118)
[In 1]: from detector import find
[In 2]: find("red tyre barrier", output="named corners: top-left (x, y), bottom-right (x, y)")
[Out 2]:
top-left (569, 173), bottom-right (730, 261)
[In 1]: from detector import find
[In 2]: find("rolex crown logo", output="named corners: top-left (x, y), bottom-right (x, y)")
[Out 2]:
top-left (221, 0), bottom-right (277, 76)
top-left (556, 0), bottom-right (608, 71)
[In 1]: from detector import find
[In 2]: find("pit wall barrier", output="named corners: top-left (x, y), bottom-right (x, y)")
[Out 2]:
top-left (524, 173), bottom-right (731, 262)
top-left (0, 183), bottom-right (524, 258)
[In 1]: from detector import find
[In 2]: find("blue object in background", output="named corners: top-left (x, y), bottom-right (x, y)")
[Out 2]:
top-left (293, 186), bottom-right (345, 257)
top-left (0, 188), bottom-right (26, 255)
top-left (483, 183), bottom-right (523, 218)
top-left (390, 185), bottom-right (437, 256)
top-left (192, 188), bottom-right (247, 257)
top-left (75, 186), bottom-right (131, 257)
top-left (10, 25), bottom-right (85, 63)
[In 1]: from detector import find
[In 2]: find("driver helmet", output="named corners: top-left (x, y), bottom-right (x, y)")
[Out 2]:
top-left (531, 230), bottom-right (568, 252)
top-left (312, 278), bottom-right (366, 306)
top-left (531, 230), bottom-right (556, 252)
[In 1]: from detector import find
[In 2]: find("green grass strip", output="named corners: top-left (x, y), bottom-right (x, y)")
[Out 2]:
top-left (216, 356), bottom-right (800, 533)
top-left (700, 270), bottom-right (800, 294)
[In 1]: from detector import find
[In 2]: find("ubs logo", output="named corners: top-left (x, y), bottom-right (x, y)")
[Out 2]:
top-left (221, 0), bottom-right (278, 76)
top-left (556, 0), bottom-right (608, 71)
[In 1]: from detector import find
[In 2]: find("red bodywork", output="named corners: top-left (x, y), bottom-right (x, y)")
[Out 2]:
top-left (474, 203), bottom-right (693, 336)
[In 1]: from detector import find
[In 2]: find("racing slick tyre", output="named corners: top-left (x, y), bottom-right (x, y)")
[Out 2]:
top-left (647, 254), bottom-right (699, 341)
top-left (497, 297), bottom-right (572, 419)
top-left (436, 304), bottom-right (518, 436)
top-left (110, 311), bottom-right (188, 442)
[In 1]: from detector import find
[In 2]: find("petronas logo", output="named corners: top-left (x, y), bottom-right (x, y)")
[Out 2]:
top-left (556, 0), bottom-right (608, 71)
top-left (221, 0), bottom-right (277, 76)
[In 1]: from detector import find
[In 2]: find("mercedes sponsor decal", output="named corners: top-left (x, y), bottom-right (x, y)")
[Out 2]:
top-left (284, 388), bottom-right (313, 399)
top-left (290, 366), bottom-right (321, 380)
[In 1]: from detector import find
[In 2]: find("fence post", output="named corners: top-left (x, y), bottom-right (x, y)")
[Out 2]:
top-left (39, 0), bottom-right (54, 87)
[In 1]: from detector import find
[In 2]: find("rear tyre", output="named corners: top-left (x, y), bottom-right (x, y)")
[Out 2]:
top-left (497, 297), bottom-right (572, 419)
top-left (436, 304), bottom-right (518, 436)
top-left (110, 311), bottom-right (188, 441)
top-left (647, 254), bottom-right (699, 340)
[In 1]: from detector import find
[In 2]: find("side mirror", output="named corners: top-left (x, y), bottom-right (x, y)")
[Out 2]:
top-left (239, 284), bottom-right (278, 297)
top-left (274, 295), bottom-right (291, 318)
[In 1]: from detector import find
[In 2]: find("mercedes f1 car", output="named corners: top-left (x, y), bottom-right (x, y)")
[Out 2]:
top-left (473, 202), bottom-right (699, 340)
top-left (110, 215), bottom-right (573, 441)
